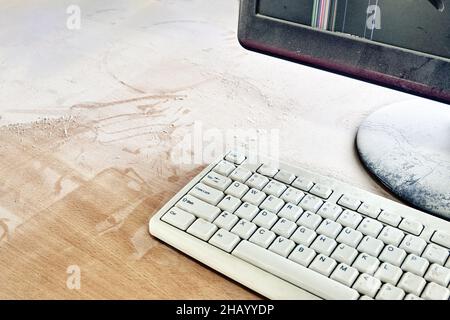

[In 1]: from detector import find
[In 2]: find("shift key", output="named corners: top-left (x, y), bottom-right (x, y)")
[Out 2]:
top-left (176, 194), bottom-right (221, 222)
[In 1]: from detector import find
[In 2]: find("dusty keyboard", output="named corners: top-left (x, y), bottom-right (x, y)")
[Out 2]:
top-left (149, 151), bottom-right (450, 300)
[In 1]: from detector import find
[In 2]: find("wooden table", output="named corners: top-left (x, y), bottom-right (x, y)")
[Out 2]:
top-left (0, 0), bottom-right (417, 299)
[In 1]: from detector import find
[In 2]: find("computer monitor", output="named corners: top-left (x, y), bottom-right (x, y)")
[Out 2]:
top-left (238, 0), bottom-right (450, 219)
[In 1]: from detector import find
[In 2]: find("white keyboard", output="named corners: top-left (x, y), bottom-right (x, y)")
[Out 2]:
top-left (149, 151), bottom-right (450, 300)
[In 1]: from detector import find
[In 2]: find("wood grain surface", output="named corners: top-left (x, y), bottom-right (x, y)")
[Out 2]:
top-left (0, 99), bottom-right (259, 299)
top-left (0, 0), bottom-right (416, 299)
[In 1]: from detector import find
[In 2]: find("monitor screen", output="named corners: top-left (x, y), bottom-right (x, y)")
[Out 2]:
top-left (257, 0), bottom-right (450, 60)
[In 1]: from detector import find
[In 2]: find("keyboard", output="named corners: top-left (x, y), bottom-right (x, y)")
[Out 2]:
top-left (149, 151), bottom-right (450, 300)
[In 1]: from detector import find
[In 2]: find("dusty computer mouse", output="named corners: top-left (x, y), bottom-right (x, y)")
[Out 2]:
top-left (357, 99), bottom-right (450, 220)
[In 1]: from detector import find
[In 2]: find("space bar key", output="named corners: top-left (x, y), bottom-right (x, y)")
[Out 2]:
top-left (232, 241), bottom-right (360, 300)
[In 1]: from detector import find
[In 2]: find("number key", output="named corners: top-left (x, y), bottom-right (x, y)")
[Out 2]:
top-left (317, 202), bottom-right (343, 220)
top-left (378, 211), bottom-right (402, 227)
top-left (337, 209), bottom-right (363, 229)
top-left (299, 194), bottom-right (323, 213)
top-left (338, 195), bottom-right (361, 210)
top-left (310, 184), bottom-right (333, 199)
top-left (422, 243), bottom-right (449, 265)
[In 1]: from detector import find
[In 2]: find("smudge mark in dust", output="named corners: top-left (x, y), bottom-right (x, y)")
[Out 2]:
top-left (0, 93), bottom-right (198, 262)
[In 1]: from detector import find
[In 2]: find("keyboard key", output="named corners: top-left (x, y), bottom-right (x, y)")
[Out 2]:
top-left (233, 240), bottom-right (360, 300)
top-left (377, 226), bottom-right (404, 247)
top-left (187, 218), bottom-right (218, 241)
top-left (202, 171), bottom-right (232, 191)
top-left (162, 207), bottom-right (195, 230)
top-left (225, 151), bottom-right (246, 164)
top-left (280, 187), bottom-right (304, 205)
top-left (253, 210), bottom-right (278, 229)
top-left (176, 194), bottom-right (221, 222)
top-left (229, 167), bottom-right (252, 183)
top-left (269, 236), bottom-right (296, 257)
top-left (246, 173), bottom-right (270, 190)
top-left (401, 254), bottom-right (429, 277)
top-left (209, 228), bottom-right (241, 252)
top-left (357, 203), bottom-right (381, 218)
top-left (224, 181), bottom-right (249, 199)
top-left (217, 195), bottom-right (241, 213)
top-left (262, 180), bottom-right (286, 197)
top-left (352, 273), bottom-right (381, 298)
top-left (257, 164), bottom-right (279, 177)
top-left (421, 282), bottom-right (450, 300)
top-left (357, 217), bottom-right (383, 238)
top-left (297, 211), bottom-right (322, 230)
top-left (337, 210), bottom-right (363, 229)
top-left (292, 177), bottom-right (314, 191)
top-left (299, 194), bottom-right (323, 213)
top-left (331, 243), bottom-right (358, 265)
top-left (239, 160), bottom-right (260, 173)
top-left (242, 188), bottom-right (266, 206)
top-left (357, 236), bottom-right (384, 257)
top-left (397, 272), bottom-right (426, 296)
top-left (379, 245), bottom-right (407, 267)
top-left (260, 195), bottom-right (285, 213)
top-left (214, 211), bottom-right (239, 231)
top-left (431, 230), bottom-right (450, 249)
top-left (374, 263), bottom-right (403, 285)
top-left (271, 218), bottom-right (297, 238)
top-left (310, 234), bottom-right (337, 256)
top-left (317, 202), bottom-right (343, 221)
top-left (309, 254), bottom-right (337, 277)
top-left (338, 195), bottom-right (361, 211)
top-left (213, 160), bottom-right (236, 176)
top-left (331, 263), bottom-right (359, 287)
top-left (336, 227), bottom-right (363, 247)
top-left (290, 226), bottom-right (317, 246)
top-left (424, 263), bottom-right (450, 287)
top-left (376, 283), bottom-right (405, 300)
top-left (310, 184), bottom-right (333, 199)
top-left (249, 227), bottom-right (276, 248)
top-left (398, 219), bottom-right (423, 236)
top-left (274, 170), bottom-right (296, 184)
top-left (190, 183), bottom-right (224, 205)
top-left (422, 243), bottom-right (449, 265)
top-left (231, 219), bottom-right (257, 240)
top-left (289, 244), bottom-right (316, 267)
top-left (316, 219), bottom-right (342, 239)
top-left (278, 203), bottom-right (303, 222)
top-left (353, 253), bottom-right (380, 275)
top-left (378, 211), bottom-right (401, 227)
top-left (234, 202), bottom-right (259, 220)
top-left (399, 234), bottom-right (427, 256)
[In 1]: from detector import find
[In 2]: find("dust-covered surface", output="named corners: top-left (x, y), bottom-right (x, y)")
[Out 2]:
top-left (0, 0), bottom-right (418, 298)
top-left (357, 100), bottom-right (450, 219)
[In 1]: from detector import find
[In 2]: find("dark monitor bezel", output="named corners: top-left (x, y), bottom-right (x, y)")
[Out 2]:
top-left (238, 0), bottom-right (450, 104)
